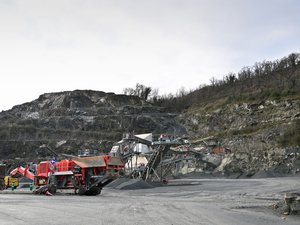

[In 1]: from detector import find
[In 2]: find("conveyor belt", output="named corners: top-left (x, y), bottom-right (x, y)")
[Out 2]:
top-left (141, 145), bottom-right (170, 180)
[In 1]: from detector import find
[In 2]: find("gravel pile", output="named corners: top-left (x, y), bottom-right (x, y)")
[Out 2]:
top-left (106, 178), bottom-right (154, 190)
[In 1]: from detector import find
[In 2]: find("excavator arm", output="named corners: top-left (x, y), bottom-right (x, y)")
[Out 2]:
top-left (10, 166), bottom-right (35, 181)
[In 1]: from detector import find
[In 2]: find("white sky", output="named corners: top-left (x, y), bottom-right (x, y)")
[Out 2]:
top-left (0, 0), bottom-right (299, 111)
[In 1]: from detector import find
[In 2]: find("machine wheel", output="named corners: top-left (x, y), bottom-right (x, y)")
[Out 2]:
top-left (78, 186), bottom-right (101, 196)
top-left (86, 187), bottom-right (101, 196)
top-left (78, 186), bottom-right (87, 196)
top-left (48, 184), bottom-right (57, 195)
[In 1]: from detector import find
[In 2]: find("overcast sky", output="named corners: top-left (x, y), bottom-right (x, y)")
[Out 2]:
top-left (0, 0), bottom-right (299, 111)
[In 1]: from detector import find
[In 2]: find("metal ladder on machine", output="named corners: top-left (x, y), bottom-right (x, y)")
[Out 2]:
top-left (141, 145), bottom-right (167, 181)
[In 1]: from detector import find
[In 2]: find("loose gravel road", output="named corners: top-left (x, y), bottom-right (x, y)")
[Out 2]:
top-left (0, 177), bottom-right (299, 225)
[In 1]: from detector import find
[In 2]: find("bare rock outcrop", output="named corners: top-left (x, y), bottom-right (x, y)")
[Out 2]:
top-left (180, 99), bottom-right (300, 176)
top-left (0, 90), bottom-right (186, 159)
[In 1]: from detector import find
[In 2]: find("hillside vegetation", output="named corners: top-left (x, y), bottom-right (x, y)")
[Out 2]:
top-left (154, 53), bottom-right (300, 112)
top-left (152, 53), bottom-right (300, 148)
top-left (174, 53), bottom-right (300, 175)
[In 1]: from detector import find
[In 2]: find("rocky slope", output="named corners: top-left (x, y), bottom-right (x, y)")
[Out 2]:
top-left (179, 98), bottom-right (300, 177)
top-left (0, 90), bottom-right (186, 159)
top-left (1, 89), bottom-right (299, 177)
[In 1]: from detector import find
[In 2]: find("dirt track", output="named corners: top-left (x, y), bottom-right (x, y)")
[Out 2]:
top-left (0, 177), bottom-right (299, 225)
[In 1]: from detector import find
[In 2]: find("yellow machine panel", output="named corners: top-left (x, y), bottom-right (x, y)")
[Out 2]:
top-left (4, 176), bottom-right (19, 187)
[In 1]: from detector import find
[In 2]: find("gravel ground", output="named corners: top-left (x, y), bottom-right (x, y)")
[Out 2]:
top-left (0, 177), bottom-right (299, 225)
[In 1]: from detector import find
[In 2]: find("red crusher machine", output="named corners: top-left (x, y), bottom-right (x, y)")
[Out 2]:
top-left (9, 155), bottom-right (124, 195)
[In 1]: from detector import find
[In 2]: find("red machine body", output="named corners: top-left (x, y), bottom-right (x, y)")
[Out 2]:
top-left (10, 166), bottom-right (35, 181)
top-left (10, 155), bottom-right (124, 195)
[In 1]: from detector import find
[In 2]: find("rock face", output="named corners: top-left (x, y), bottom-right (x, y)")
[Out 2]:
top-left (0, 90), bottom-right (186, 159)
top-left (180, 99), bottom-right (300, 176)
top-left (1, 90), bottom-right (299, 177)
top-left (181, 100), bottom-right (300, 138)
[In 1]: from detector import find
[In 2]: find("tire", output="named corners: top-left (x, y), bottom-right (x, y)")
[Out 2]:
top-left (48, 184), bottom-right (57, 195)
top-left (82, 186), bottom-right (102, 196)
top-left (78, 186), bottom-right (86, 196)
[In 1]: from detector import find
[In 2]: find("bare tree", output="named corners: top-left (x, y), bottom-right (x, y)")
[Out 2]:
top-left (123, 83), bottom-right (154, 101)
